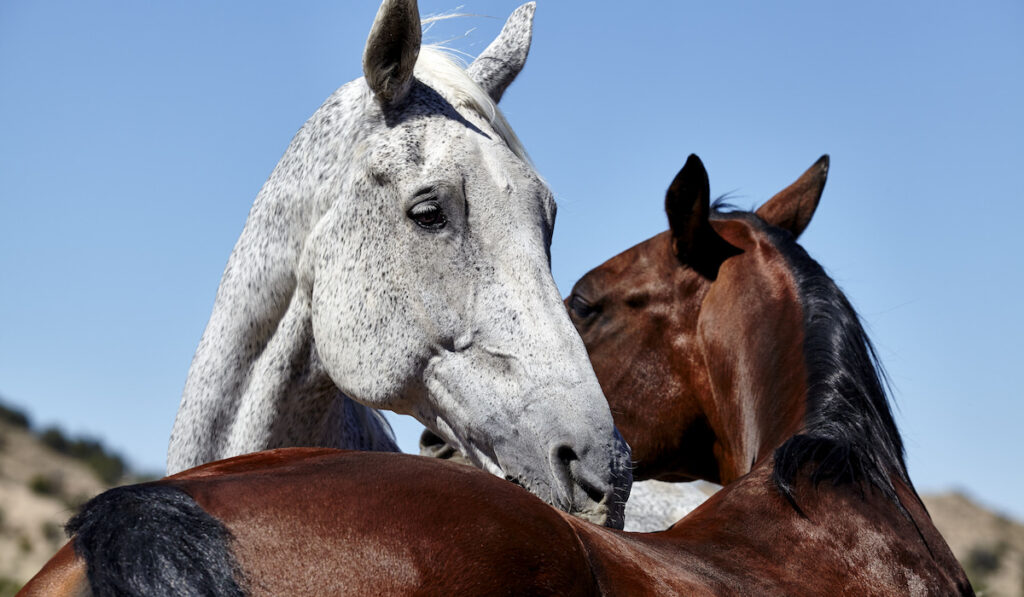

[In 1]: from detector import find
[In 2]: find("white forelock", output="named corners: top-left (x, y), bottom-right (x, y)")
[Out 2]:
top-left (414, 45), bottom-right (530, 164)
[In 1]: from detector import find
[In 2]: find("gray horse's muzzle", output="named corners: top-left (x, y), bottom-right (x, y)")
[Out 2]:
top-left (420, 427), bottom-right (632, 529)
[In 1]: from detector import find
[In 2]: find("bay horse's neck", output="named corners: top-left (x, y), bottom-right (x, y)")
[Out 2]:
top-left (701, 217), bottom-right (910, 506)
top-left (697, 223), bottom-right (810, 484)
top-left (167, 85), bottom-right (397, 474)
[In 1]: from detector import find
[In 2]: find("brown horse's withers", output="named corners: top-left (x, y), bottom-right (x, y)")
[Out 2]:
top-left (20, 156), bottom-right (972, 596)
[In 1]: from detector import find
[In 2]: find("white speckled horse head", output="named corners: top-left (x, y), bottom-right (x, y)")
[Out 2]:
top-left (168, 0), bottom-right (631, 527)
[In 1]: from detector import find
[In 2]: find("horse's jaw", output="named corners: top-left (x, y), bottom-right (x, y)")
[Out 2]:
top-left (413, 344), bottom-right (632, 530)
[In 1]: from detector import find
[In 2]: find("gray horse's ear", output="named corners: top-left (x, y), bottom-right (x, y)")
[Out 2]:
top-left (756, 155), bottom-right (829, 239)
top-left (467, 2), bottom-right (536, 103)
top-left (363, 0), bottom-right (422, 106)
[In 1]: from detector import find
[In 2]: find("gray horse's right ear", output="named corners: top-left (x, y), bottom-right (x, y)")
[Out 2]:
top-left (467, 2), bottom-right (536, 103)
top-left (363, 0), bottom-right (422, 106)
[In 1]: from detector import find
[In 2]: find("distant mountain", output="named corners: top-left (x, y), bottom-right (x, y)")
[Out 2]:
top-left (0, 418), bottom-right (112, 594)
top-left (0, 399), bottom-right (151, 596)
top-left (922, 492), bottom-right (1024, 596)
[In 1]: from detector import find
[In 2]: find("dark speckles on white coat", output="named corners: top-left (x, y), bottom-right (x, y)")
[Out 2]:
top-left (167, 0), bottom-right (631, 528)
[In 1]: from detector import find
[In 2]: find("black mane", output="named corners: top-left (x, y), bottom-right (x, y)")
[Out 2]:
top-left (67, 483), bottom-right (246, 596)
top-left (756, 223), bottom-right (912, 513)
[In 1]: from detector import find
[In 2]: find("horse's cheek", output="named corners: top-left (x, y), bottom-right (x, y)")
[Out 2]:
top-left (305, 221), bottom-right (421, 409)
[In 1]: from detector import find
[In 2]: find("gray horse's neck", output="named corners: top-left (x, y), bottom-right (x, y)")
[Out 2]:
top-left (166, 84), bottom-right (397, 475)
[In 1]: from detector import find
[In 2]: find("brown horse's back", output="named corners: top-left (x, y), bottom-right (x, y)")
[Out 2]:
top-left (17, 543), bottom-right (90, 597)
top-left (167, 449), bottom-right (599, 596)
top-left (23, 448), bottom-right (970, 596)
top-left (571, 465), bottom-right (971, 596)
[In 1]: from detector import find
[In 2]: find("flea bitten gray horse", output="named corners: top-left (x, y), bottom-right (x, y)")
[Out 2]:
top-left (168, 0), bottom-right (631, 526)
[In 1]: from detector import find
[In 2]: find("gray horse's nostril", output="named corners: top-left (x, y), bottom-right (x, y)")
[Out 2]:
top-left (555, 444), bottom-right (578, 467)
top-left (550, 443), bottom-right (610, 507)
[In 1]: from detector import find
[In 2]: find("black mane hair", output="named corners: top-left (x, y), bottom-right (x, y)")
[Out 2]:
top-left (749, 220), bottom-right (912, 513)
top-left (66, 483), bottom-right (246, 597)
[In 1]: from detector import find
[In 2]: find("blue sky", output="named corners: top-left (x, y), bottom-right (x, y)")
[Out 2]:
top-left (1, 2), bottom-right (1021, 519)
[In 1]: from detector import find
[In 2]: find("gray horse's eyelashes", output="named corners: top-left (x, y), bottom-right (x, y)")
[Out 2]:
top-left (408, 199), bottom-right (447, 230)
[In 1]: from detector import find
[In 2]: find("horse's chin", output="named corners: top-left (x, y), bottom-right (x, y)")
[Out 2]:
top-left (572, 501), bottom-right (623, 530)
top-left (418, 429), bottom-right (629, 529)
top-left (418, 429), bottom-right (474, 465)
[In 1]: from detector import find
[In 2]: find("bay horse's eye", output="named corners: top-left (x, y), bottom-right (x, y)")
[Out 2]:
top-left (569, 294), bottom-right (597, 319)
top-left (408, 200), bottom-right (447, 230)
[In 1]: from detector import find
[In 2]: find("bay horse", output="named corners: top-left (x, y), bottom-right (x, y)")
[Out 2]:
top-left (22, 155), bottom-right (971, 595)
top-left (557, 153), bottom-right (971, 593)
top-left (166, 0), bottom-right (631, 525)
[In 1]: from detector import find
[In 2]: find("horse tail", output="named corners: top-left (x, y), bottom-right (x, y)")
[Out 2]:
top-left (64, 483), bottom-right (245, 597)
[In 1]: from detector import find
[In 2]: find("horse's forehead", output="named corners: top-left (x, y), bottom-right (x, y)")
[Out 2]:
top-left (599, 232), bottom-right (673, 281)
top-left (368, 112), bottom-right (519, 177)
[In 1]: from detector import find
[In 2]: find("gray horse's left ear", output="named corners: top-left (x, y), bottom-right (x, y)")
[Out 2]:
top-left (467, 2), bottom-right (536, 103)
top-left (363, 0), bottom-right (422, 106)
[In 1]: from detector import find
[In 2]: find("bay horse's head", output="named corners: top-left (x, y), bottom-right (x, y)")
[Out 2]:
top-left (308, 0), bottom-right (630, 525)
top-left (568, 155), bottom-right (831, 485)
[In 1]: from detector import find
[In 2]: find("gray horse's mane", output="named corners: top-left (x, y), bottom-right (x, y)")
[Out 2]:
top-left (415, 45), bottom-right (529, 163)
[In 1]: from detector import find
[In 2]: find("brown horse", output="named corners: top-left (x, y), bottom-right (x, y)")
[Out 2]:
top-left (561, 154), bottom-right (972, 593)
top-left (21, 156), bottom-right (972, 596)
top-left (568, 152), bottom-right (834, 485)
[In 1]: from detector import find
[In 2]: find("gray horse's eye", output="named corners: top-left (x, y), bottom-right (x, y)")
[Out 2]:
top-left (408, 200), bottom-right (447, 230)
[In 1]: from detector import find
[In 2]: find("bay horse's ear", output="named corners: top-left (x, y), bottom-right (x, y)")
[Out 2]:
top-left (666, 154), bottom-right (740, 279)
top-left (467, 3), bottom-right (536, 103)
top-left (756, 155), bottom-right (829, 239)
top-left (363, 0), bottom-right (421, 106)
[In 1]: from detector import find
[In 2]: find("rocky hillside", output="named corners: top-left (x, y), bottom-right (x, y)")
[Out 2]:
top-left (0, 399), bottom-right (148, 597)
top-left (0, 420), bottom-right (110, 591)
top-left (922, 492), bottom-right (1024, 596)
top-left (0, 401), bottom-right (1019, 595)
